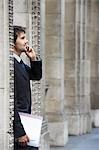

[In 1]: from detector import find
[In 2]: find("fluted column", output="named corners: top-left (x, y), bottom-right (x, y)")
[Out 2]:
top-left (87, 0), bottom-right (99, 127)
top-left (64, 0), bottom-right (91, 135)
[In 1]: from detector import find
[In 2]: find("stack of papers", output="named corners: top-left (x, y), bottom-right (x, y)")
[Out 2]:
top-left (19, 112), bottom-right (43, 147)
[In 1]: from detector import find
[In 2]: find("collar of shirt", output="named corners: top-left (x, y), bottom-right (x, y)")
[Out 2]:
top-left (13, 53), bottom-right (21, 63)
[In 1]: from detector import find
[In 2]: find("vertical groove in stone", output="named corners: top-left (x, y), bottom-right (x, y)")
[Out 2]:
top-left (60, 0), bottom-right (65, 102)
top-left (8, 0), bottom-right (14, 149)
top-left (75, 0), bottom-right (80, 105)
top-left (85, 0), bottom-right (88, 59)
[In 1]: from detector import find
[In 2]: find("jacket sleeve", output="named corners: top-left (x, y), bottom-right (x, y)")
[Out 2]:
top-left (26, 60), bottom-right (42, 80)
top-left (14, 94), bottom-right (26, 139)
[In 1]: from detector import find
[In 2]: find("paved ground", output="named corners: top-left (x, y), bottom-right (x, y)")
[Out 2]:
top-left (51, 128), bottom-right (99, 150)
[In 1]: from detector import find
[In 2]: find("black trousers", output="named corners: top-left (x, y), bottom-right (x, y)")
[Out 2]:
top-left (14, 143), bottom-right (38, 150)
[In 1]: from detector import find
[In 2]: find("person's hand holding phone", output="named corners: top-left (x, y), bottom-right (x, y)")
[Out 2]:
top-left (25, 45), bottom-right (37, 61)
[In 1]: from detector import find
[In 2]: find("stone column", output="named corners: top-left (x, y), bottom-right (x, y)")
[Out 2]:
top-left (89, 0), bottom-right (99, 110)
top-left (45, 0), bottom-right (68, 146)
top-left (0, 0), bottom-right (9, 149)
top-left (87, 0), bottom-right (99, 127)
top-left (40, 0), bottom-right (50, 149)
top-left (64, 0), bottom-right (91, 135)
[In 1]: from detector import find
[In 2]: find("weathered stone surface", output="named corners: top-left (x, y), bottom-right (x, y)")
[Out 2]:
top-left (48, 121), bottom-right (68, 146)
top-left (40, 132), bottom-right (50, 150)
top-left (13, 13), bottom-right (27, 27)
top-left (46, 0), bottom-right (61, 14)
top-left (45, 0), bottom-right (68, 146)
top-left (46, 14), bottom-right (61, 36)
top-left (14, 0), bottom-right (28, 13)
top-left (64, 95), bottom-right (90, 114)
top-left (65, 1), bottom-right (75, 23)
top-left (64, 0), bottom-right (91, 136)
top-left (0, 134), bottom-right (9, 150)
top-left (45, 36), bottom-right (60, 57)
top-left (45, 99), bottom-right (63, 114)
top-left (64, 40), bottom-right (75, 59)
top-left (45, 58), bottom-right (62, 79)
top-left (67, 113), bottom-right (91, 135)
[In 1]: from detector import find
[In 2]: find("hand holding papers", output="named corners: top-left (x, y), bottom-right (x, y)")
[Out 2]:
top-left (19, 112), bottom-right (43, 147)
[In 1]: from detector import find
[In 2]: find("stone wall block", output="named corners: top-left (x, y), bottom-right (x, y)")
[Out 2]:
top-left (46, 0), bottom-right (61, 14)
top-left (45, 98), bottom-right (63, 114)
top-left (45, 36), bottom-right (60, 57)
top-left (78, 77), bottom-right (90, 96)
top-left (64, 60), bottom-right (75, 78)
top-left (64, 40), bottom-right (75, 59)
top-left (46, 14), bottom-right (61, 36)
top-left (45, 79), bottom-right (61, 100)
top-left (13, 13), bottom-right (27, 27)
top-left (65, 26), bottom-right (75, 40)
top-left (64, 79), bottom-right (76, 96)
top-left (14, 0), bottom-right (28, 13)
top-left (65, 0), bottom-right (75, 22)
top-left (45, 58), bottom-right (62, 79)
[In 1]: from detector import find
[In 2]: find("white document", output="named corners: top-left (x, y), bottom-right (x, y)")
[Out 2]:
top-left (19, 112), bottom-right (43, 147)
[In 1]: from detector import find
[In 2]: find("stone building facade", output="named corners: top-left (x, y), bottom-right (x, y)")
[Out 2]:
top-left (0, 0), bottom-right (99, 149)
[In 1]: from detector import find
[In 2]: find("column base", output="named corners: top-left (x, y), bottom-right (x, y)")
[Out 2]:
top-left (39, 131), bottom-right (50, 150)
top-left (68, 113), bottom-right (92, 135)
top-left (48, 121), bottom-right (68, 146)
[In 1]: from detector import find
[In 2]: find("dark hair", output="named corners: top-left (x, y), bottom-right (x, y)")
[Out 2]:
top-left (13, 26), bottom-right (26, 43)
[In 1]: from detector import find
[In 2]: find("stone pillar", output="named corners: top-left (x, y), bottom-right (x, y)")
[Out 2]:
top-left (0, 0), bottom-right (9, 149)
top-left (45, 0), bottom-right (68, 146)
top-left (88, 0), bottom-right (99, 110)
top-left (87, 0), bottom-right (99, 127)
top-left (40, 0), bottom-right (50, 149)
top-left (64, 0), bottom-right (91, 135)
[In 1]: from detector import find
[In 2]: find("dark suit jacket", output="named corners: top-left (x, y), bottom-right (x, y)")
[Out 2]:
top-left (14, 58), bottom-right (42, 139)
